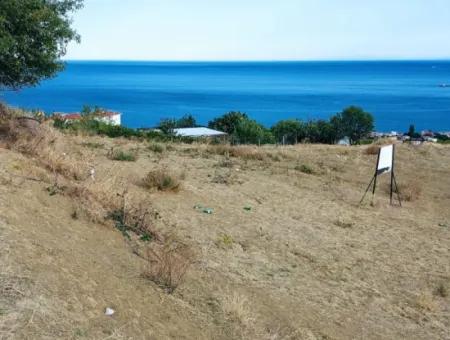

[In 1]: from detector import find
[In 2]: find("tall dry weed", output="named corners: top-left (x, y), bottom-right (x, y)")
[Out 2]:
top-left (142, 239), bottom-right (194, 293)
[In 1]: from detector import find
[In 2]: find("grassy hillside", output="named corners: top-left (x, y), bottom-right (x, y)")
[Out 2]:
top-left (0, 119), bottom-right (449, 339)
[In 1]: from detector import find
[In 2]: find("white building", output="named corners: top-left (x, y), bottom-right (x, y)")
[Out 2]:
top-left (96, 111), bottom-right (121, 126)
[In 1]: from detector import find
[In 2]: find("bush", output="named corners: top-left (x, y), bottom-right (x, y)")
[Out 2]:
top-left (107, 148), bottom-right (138, 162)
top-left (234, 118), bottom-right (274, 145)
top-left (175, 114), bottom-right (197, 128)
top-left (158, 118), bottom-right (177, 135)
top-left (142, 169), bottom-right (181, 192)
top-left (142, 240), bottom-right (194, 293)
top-left (107, 192), bottom-right (161, 240)
top-left (208, 111), bottom-right (248, 134)
top-left (271, 119), bottom-right (305, 144)
top-left (304, 120), bottom-right (338, 144)
top-left (148, 143), bottom-right (165, 153)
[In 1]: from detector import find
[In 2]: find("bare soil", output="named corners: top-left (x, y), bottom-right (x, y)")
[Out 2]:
top-left (0, 127), bottom-right (449, 339)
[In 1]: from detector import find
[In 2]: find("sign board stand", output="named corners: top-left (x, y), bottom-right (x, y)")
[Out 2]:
top-left (360, 144), bottom-right (402, 206)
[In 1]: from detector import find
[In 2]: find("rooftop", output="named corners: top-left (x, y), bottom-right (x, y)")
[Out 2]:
top-left (174, 127), bottom-right (227, 137)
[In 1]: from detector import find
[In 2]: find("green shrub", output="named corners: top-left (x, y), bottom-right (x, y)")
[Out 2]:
top-left (271, 119), bottom-right (305, 144)
top-left (107, 149), bottom-right (137, 162)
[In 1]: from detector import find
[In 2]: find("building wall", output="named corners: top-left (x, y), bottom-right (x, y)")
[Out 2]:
top-left (97, 114), bottom-right (121, 126)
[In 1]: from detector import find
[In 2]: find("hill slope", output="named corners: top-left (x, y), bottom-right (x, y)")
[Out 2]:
top-left (0, 125), bottom-right (449, 339)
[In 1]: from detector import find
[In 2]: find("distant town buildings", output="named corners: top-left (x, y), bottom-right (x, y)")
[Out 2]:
top-left (369, 129), bottom-right (450, 144)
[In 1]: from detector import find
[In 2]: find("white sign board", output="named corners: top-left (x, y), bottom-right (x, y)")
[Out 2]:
top-left (377, 145), bottom-right (393, 175)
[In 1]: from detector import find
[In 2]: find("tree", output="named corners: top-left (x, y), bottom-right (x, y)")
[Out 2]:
top-left (208, 111), bottom-right (248, 134)
top-left (331, 106), bottom-right (374, 144)
top-left (158, 118), bottom-right (177, 135)
top-left (0, 0), bottom-right (83, 89)
top-left (407, 124), bottom-right (421, 138)
top-left (308, 120), bottom-right (338, 144)
top-left (408, 124), bottom-right (415, 137)
top-left (80, 105), bottom-right (103, 118)
top-left (271, 119), bottom-right (305, 144)
top-left (234, 118), bottom-right (274, 145)
top-left (176, 114), bottom-right (197, 128)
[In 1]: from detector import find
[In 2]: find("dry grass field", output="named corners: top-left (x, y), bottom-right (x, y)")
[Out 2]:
top-left (0, 121), bottom-right (449, 339)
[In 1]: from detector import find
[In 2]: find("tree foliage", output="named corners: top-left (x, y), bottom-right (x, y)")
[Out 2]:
top-left (407, 124), bottom-right (421, 138)
top-left (208, 111), bottom-right (273, 144)
top-left (331, 106), bottom-right (374, 144)
top-left (305, 120), bottom-right (338, 144)
top-left (158, 114), bottom-right (197, 134)
top-left (158, 118), bottom-right (177, 135)
top-left (271, 119), bottom-right (305, 144)
top-left (234, 118), bottom-right (274, 145)
top-left (175, 114), bottom-right (197, 128)
top-left (0, 0), bottom-right (83, 89)
top-left (208, 111), bottom-right (248, 135)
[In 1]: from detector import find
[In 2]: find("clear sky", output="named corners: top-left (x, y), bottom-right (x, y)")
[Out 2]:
top-left (65, 0), bottom-right (450, 61)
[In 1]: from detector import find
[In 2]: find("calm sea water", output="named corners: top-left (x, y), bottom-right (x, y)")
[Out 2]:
top-left (2, 61), bottom-right (450, 131)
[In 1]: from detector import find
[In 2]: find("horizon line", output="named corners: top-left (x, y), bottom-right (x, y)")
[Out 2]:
top-left (62, 58), bottom-right (450, 63)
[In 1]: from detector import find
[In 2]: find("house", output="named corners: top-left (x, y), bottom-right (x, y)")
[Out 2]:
top-left (57, 111), bottom-right (121, 126)
top-left (96, 111), bottom-right (121, 126)
top-left (173, 127), bottom-right (227, 138)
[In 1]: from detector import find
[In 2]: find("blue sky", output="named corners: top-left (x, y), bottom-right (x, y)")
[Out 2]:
top-left (66, 0), bottom-right (450, 61)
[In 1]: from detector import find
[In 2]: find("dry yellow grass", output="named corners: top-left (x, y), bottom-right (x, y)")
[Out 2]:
top-left (142, 239), bottom-right (194, 293)
top-left (0, 122), bottom-right (449, 339)
top-left (364, 144), bottom-right (380, 155)
top-left (395, 180), bottom-right (422, 202)
top-left (142, 168), bottom-right (181, 192)
top-left (221, 292), bottom-right (253, 326)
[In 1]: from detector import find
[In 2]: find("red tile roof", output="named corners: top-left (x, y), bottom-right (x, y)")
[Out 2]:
top-left (62, 113), bottom-right (82, 120)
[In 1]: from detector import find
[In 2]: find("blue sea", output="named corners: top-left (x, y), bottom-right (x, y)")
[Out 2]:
top-left (2, 60), bottom-right (450, 131)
